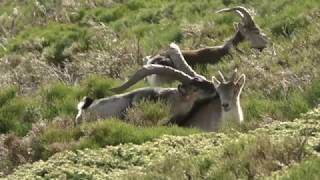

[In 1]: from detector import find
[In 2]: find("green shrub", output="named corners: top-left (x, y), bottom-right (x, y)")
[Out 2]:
top-left (271, 16), bottom-right (310, 37)
top-left (0, 87), bottom-right (17, 107)
top-left (242, 79), bottom-right (320, 123)
top-left (126, 0), bottom-right (146, 11)
top-left (126, 99), bottom-right (170, 127)
top-left (34, 119), bottom-right (200, 160)
top-left (81, 75), bottom-right (118, 99)
top-left (140, 24), bottom-right (183, 50)
top-left (136, 135), bottom-right (306, 179)
top-left (138, 9), bottom-right (161, 24)
top-left (94, 6), bottom-right (129, 23)
top-left (278, 157), bottom-right (320, 180)
top-left (0, 98), bottom-right (40, 136)
top-left (40, 83), bottom-right (81, 119)
top-left (5, 24), bottom-right (91, 65)
top-left (79, 119), bottom-right (200, 147)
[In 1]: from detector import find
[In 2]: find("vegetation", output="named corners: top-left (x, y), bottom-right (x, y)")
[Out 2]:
top-left (274, 157), bottom-right (320, 180)
top-left (5, 107), bottom-right (320, 179)
top-left (0, 0), bottom-right (319, 178)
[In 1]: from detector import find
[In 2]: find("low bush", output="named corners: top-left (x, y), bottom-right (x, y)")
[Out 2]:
top-left (125, 99), bottom-right (170, 127)
top-left (0, 86), bottom-right (17, 107)
top-left (32, 119), bottom-right (200, 160)
top-left (276, 157), bottom-right (320, 180)
top-left (130, 135), bottom-right (307, 179)
top-left (0, 97), bottom-right (40, 136)
top-left (4, 24), bottom-right (91, 65)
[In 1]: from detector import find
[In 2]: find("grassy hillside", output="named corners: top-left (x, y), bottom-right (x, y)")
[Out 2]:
top-left (0, 0), bottom-right (320, 178)
top-left (5, 106), bottom-right (320, 179)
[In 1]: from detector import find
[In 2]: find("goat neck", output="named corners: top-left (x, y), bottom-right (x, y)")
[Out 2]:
top-left (182, 31), bottom-right (245, 66)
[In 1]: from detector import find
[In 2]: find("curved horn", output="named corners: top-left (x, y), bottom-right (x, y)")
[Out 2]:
top-left (230, 68), bottom-right (238, 82)
top-left (216, 6), bottom-right (255, 27)
top-left (218, 71), bottom-right (226, 82)
top-left (111, 64), bottom-right (194, 93)
top-left (168, 43), bottom-right (206, 80)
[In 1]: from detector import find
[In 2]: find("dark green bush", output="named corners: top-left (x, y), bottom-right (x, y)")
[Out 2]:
top-left (40, 83), bottom-right (81, 119)
top-left (81, 75), bottom-right (118, 99)
top-left (0, 87), bottom-right (17, 107)
top-left (0, 98), bottom-right (40, 136)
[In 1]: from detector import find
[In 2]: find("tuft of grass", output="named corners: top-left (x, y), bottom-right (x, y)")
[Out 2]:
top-left (81, 75), bottom-right (118, 99)
top-left (271, 15), bottom-right (311, 38)
top-left (40, 83), bottom-right (81, 119)
top-left (4, 23), bottom-right (91, 65)
top-left (126, 99), bottom-right (170, 127)
top-left (276, 157), bottom-right (320, 180)
top-left (242, 79), bottom-right (320, 124)
top-left (0, 86), bottom-right (17, 107)
top-left (32, 119), bottom-right (200, 160)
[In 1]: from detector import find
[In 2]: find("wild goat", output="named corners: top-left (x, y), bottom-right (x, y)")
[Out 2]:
top-left (75, 64), bottom-right (216, 125)
top-left (145, 6), bottom-right (267, 85)
top-left (168, 70), bottom-right (245, 132)
top-left (117, 43), bottom-right (246, 131)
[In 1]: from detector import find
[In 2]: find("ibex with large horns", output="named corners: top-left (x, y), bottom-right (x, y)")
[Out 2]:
top-left (116, 43), bottom-right (245, 131)
top-left (145, 6), bottom-right (267, 85)
top-left (75, 64), bottom-right (216, 125)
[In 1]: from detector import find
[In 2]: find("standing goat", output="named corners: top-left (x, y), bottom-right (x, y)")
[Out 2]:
top-left (145, 6), bottom-right (267, 85)
top-left (75, 64), bottom-right (216, 125)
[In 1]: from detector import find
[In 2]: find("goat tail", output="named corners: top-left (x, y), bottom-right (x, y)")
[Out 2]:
top-left (77, 96), bottom-right (94, 110)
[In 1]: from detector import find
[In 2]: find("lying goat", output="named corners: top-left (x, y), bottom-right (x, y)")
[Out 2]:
top-left (116, 44), bottom-right (245, 131)
top-left (75, 65), bottom-right (216, 125)
top-left (145, 6), bottom-right (267, 85)
top-left (169, 70), bottom-right (245, 132)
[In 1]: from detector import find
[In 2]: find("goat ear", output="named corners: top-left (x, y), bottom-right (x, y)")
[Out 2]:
top-left (178, 84), bottom-right (187, 95)
top-left (230, 68), bottom-right (238, 82)
top-left (235, 74), bottom-right (246, 91)
top-left (233, 22), bottom-right (239, 31)
top-left (211, 76), bottom-right (220, 88)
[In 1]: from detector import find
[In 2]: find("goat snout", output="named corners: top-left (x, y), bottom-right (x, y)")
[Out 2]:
top-left (257, 47), bottom-right (265, 52)
top-left (222, 103), bottom-right (231, 111)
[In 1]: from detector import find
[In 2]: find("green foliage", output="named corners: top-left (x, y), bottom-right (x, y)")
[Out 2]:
top-left (0, 0), bottom-right (320, 177)
top-left (94, 6), bottom-right (129, 23)
top-left (243, 79), bottom-right (320, 123)
top-left (32, 119), bottom-right (200, 160)
top-left (126, 99), bottom-right (170, 127)
top-left (0, 76), bottom-right (120, 136)
top-left (0, 86), bottom-right (17, 107)
top-left (277, 157), bottom-right (320, 180)
top-left (204, 136), bottom-right (305, 179)
top-left (81, 75), bottom-right (118, 99)
top-left (4, 24), bottom-right (91, 64)
top-left (0, 97), bottom-right (40, 136)
top-left (137, 135), bottom-right (306, 179)
top-left (271, 15), bottom-right (311, 38)
top-left (40, 83), bottom-right (81, 119)
top-left (7, 110), bottom-right (320, 179)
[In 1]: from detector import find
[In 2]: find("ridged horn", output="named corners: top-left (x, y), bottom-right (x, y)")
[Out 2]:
top-left (216, 6), bottom-right (255, 27)
top-left (111, 64), bottom-right (195, 93)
